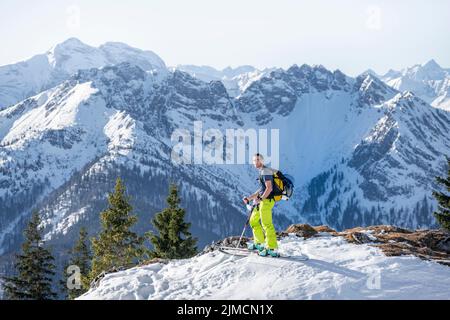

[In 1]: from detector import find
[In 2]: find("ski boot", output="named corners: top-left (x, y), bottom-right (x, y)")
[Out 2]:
top-left (247, 242), bottom-right (264, 251)
top-left (258, 248), bottom-right (280, 258)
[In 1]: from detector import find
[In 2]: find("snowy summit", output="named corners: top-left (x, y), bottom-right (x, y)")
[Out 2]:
top-left (79, 226), bottom-right (450, 300)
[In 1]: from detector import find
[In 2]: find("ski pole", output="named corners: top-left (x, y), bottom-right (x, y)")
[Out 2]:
top-left (236, 203), bottom-right (256, 248)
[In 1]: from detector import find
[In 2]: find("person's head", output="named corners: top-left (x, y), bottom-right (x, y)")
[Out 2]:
top-left (252, 153), bottom-right (264, 169)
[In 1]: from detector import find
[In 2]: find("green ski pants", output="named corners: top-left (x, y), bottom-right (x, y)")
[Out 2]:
top-left (249, 198), bottom-right (278, 249)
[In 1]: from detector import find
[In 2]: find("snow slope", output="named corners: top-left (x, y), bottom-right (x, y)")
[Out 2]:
top-left (79, 233), bottom-right (450, 300)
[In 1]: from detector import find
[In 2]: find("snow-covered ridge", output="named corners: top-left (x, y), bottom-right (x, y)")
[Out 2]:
top-left (177, 58), bottom-right (450, 112)
top-left (0, 38), bottom-right (167, 109)
top-left (171, 64), bottom-right (277, 97)
top-left (79, 225), bottom-right (450, 300)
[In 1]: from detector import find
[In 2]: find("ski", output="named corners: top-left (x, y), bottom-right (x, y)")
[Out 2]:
top-left (218, 246), bottom-right (254, 257)
top-left (218, 246), bottom-right (308, 261)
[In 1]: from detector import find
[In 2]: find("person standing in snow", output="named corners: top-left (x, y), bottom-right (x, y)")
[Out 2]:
top-left (243, 153), bottom-right (279, 257)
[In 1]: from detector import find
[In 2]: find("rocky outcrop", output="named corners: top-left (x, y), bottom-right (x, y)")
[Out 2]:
top-left (317, 224), bottom-right (450, 266)
top-left (210, 223), bottom-right (450, 266)
top-left (279, 224), bottom-right (318, 239)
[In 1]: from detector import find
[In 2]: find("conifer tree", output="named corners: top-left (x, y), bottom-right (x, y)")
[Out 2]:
top-left (89, 178), bottom-right (145, 281)
top-left (61, 227), bottom-right (91, 299)
top-left (147, 183), bottom-right (197, 259)
top-left (433, 157), bottom-right (450, 231)
top-left (2, 211), bottom-right (56, 300)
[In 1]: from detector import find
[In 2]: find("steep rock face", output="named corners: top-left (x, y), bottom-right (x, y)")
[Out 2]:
top-left (353, 72), bottom-right (398, 107)
top-left (236, 65), bottom-right (397, 125)
top-left (299, 91), bottom-right (449, 230)
top-left (236, 64), bottom-right (352, 124)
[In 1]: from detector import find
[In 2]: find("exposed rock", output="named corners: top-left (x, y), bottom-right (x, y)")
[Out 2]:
top-left (313, 225), bottom-right (337, 234)
top-left (201, 224), bottom-right (449, 267)
top-left (348, 232), bottom-right (375, 244)
top-left (339, 225), bottom-right (411, 235)
top-left (437, 236), bottom-right (450, 253)
top-left (366, 225), bottom-right (412, 234)
top-left (336, 225), bottom-right (450, 266)
top-left (90, 266), bottom-right (126, 289)
top-left (281, 224), bottom-right (318, 239)
top-left (138, 258), bottom-right (170, 266)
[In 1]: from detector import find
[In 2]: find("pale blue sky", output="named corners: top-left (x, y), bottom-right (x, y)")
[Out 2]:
top-left (1, 0), bottom-right (449, 76)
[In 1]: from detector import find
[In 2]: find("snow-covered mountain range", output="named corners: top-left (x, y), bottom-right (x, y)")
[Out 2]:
top-left (174, 59), bottom-right (450, 112)
top-left (380, 59), bottom-right (450, 111)
top-left (0, 38), bottom-right (166, 110)
top-left (0, 38), bottom-right (449, 272)
top-left (170, 64), bottom-right (275, 97)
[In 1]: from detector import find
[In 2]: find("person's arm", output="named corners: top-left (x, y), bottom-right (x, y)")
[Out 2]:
top-left (243, 189), bottom-right (261, 204)
top-left (244, 179), bottom-right (273, 204)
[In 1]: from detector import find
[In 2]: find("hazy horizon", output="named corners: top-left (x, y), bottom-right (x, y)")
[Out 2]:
top-left (1, 0), bottom-right (449, 76)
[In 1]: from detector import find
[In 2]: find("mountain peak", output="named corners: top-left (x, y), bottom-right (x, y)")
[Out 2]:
top-left (102, 41), bottom-right (131, 47)
top-left (354, 72), bottom-right (398, 105)
top-left (286, 63), bottom-right (312, 75)
top-left (46, 38), bottom-right (102, 73)
top-left (50, 37), bottom-right (92, 52)
top-left (356, 71), bottom-right (381, 83)
top-left (61, 37), bottom-right (84, 45)
top-left (382, 68), bottom-right (402, 79)
top-left (100, 41), bottom-right (143, 53)
top-left (422, 59), bottom-right (441, 70)
top-left (220, 65), bottom-right (256, 78)
top-left (312, 64), bottom-right (328, 72)
top-left (411, 59), bottom-right (446, 81)
top-left (361, 68), bottom-right (379, 77)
